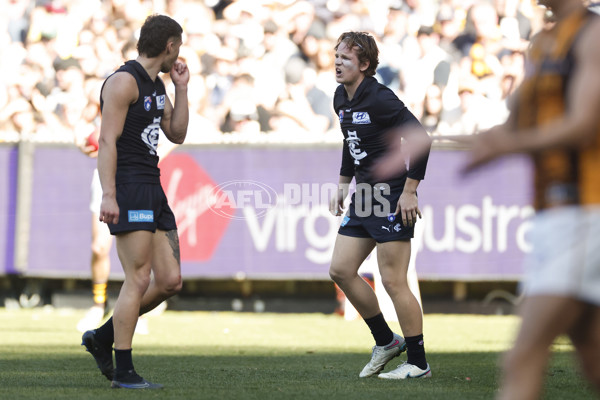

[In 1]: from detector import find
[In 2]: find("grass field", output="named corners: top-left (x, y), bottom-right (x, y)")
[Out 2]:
top-left (0, 308), bottom-right (593, 400)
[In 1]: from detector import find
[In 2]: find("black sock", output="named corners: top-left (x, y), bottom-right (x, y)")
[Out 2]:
top-left (363, 313), bottom-right (394, 346)
top-left (405, 334), bottom-right (427, 369)
top-left (114, 348), bottom-right (135, 374)
top-left (94, 317), bottom-right (114, 347)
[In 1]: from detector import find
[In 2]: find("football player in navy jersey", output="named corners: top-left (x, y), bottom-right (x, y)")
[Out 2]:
top-left (81, 14), bottom-right (189, 389)
top-left (328, 31), bottom-right (432, 380)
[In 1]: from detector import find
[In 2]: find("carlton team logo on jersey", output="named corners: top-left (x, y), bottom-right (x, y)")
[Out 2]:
top-left (144, 96), bottom-right (152, 111)
top-left (352, 112), bottom-right (371, 124)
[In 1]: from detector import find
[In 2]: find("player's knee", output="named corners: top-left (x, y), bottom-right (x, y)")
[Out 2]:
top-left (328, 267), bottom-right (339, 283)
top-left (380, 274), bottom-right (406, 297)
top-left (329, 265), bottom-right (351, 285)
top-left (129, 273), bottom-right (152, 295)
top-left (171, 274), bottom-right (183, 294)
top-left (91, 242), bottom-right (110, 258)
top-left (159, 273), bottom-right (182, 296)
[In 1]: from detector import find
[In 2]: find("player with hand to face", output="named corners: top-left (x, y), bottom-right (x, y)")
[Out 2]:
top-left (82, 14), bottom-right (189, 390)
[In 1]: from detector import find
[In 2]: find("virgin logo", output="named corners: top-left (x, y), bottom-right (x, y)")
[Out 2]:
top-left (160, 153), bottom-right (233, 261)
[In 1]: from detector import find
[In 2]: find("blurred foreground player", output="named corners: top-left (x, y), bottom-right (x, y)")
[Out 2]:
top-left (81, 14), bottom-right (189, 389)
top-left (328, 31), bottom-right (432, 380)
top-left (379, 1), bottom-right (600, 397)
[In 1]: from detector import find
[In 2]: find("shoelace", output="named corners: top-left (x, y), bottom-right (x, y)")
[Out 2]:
top-left (396, 361), bottom-right (408, 369)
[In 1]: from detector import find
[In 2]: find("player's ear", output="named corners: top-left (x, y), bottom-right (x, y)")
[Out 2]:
top-left (359, 60), bottom-right (370, 73)
top-left (165, 38), bottom-right (177, 54)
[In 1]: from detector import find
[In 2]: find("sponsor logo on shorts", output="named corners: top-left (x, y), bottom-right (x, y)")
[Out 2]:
top-left (387, 214), bottom-right (395, 222)
top-left (144, 96), bottom-right (152, 111)
top-left (352, 111), bottom-right (371, 124)
top-left (128, 210), bottom-right (154, 222)
top-left (341, 215), bottom-right (350, 227)
top-left (381, 223), bottom-right (403, 233)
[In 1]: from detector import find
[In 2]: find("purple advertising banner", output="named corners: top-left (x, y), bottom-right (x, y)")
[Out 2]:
top-left (413, 151), bottom-right (534, 280)
top-left (0, 145), bottom-right (18, 275)
top-left (26, 145), bottom-right (99, 278)
top-left (18, 144), bottom-right (534, 280)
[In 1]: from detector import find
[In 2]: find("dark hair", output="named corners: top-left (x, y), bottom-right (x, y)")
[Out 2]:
top-left (335, 31), bottom-right (379, 77)
top-left (137, 14), bottom-right (183, 58)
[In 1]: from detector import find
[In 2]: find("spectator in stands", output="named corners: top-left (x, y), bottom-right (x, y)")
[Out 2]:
top-left (436, 75), bottom-right (505, 136)
top-left (421, 83), bottom-right (444, 134)
top-left (401, 25), bottom-right (452, 118)
top-left (218, 73), bottom-right (260, 134)
top-left (6, 0), bottom-right (30, 44)
top-left (434, 3), bottom-right (463, 62)
top-left (1, 99), bottom-right (39, 141)
top-left (270, 56), bottom-right (331, 136)
top-left (0, 0), bottom-right (552, 144)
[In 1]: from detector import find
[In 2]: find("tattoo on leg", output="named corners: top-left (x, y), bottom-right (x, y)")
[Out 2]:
top-left (165, 230), bottom-right (181, 265)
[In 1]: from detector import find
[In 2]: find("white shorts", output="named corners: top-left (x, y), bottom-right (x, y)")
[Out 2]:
top-left (90, 168), bottom-right (102, 215)
top-left (520, 206), bottom-right (600, 306)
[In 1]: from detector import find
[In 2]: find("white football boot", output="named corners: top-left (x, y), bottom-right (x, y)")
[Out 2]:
top-left (359, 333), bottom-right (407, 378)
top-left (378, 361), bottom-right (432, 379)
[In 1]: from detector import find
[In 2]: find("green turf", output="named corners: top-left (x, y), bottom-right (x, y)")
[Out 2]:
top-left (0, 308), bottom-right (593, 399)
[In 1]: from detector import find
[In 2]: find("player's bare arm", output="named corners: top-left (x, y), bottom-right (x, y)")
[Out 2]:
top-left (558, 17), bottom-right (600, 147)
top-left (161, 60), bottom-right (189, 144)
top-left (97, 72), bottom-right (137, 225)
top-left (465, 17), bottom-right (600, 171)
top-left (373, 125), bottom-right (432, 181)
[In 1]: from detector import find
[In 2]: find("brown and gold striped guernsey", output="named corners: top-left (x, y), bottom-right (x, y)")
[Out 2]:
top-left (516, 8), bottom-right (600, 210)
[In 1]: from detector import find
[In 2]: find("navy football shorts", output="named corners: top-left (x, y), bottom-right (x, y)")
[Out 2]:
top-left (338, 188), bottom-right (414, 243)
top-left (108, 182), bottom-right (177, 235)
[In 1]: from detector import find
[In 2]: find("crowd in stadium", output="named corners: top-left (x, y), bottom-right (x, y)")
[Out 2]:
top-left (0, 0), bottom-right (549, 144)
